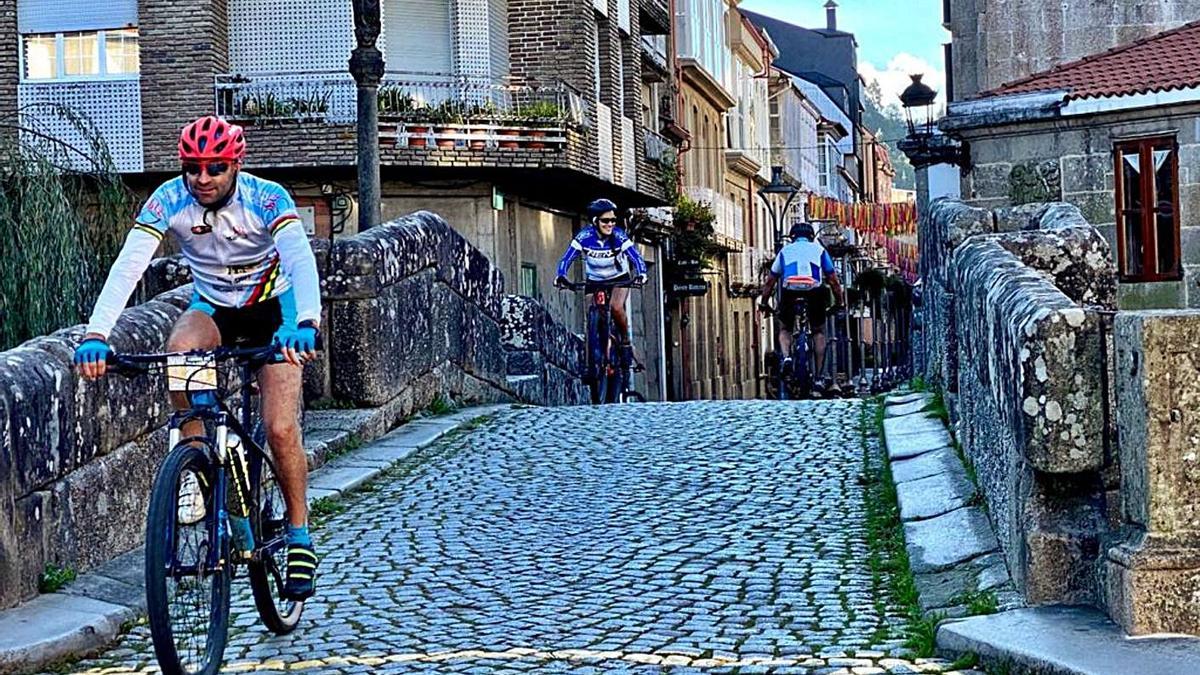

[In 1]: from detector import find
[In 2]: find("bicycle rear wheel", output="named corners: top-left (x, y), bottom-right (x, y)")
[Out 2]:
top-left (145, 442), bottom-right (230, 675)
top-left (247, 422), bottom-right (304, 634)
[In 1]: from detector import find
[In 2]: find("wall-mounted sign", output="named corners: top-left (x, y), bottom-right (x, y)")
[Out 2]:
top-left (671, 280), bottom-right (710, 297)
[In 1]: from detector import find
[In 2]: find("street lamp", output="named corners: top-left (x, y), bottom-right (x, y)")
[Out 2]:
top-left (897, 74), bottom-right (967, 169)
top-left (350, 0), bottom-right (384, 230)
top-left (757, 165), bottom-right (800, 253)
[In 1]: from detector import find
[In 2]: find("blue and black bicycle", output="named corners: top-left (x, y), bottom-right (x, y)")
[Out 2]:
top-left (558, 277), bottom-right (646, 404)
top-left (108, 343), bottom-right (308, 675)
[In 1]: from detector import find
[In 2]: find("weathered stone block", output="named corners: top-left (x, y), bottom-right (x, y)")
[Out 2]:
top-left (1105, 311), bottom-right (1200, 634)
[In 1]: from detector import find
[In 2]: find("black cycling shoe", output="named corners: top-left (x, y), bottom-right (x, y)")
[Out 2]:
top-left (282, 542), bottom-right (318, 601)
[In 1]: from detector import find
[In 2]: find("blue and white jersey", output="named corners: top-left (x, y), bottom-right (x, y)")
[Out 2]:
top-left (85, 172), bottom-right (321, 339)
top-left (770, 239), bottom-right (835, 291)
top-left (556, 226), bottom-right (648, 281)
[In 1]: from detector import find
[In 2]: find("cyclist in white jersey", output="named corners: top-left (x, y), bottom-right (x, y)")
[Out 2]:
top-left (73, 116), bottom-right (321, 600)
top-left (759, 222), bottom-right (845, 391)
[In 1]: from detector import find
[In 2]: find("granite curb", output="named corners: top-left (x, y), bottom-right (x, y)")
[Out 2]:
top-left (881, 393), bottom-right (1021, 619)
top-left (0, 404), bottom-right (513, 675)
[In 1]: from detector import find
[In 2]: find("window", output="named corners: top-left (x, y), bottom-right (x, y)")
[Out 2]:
top-left (520, 263), bottom-right (540, 299)
top-left (21, 29), bottom-right (139, 80)
top-left (818, 133), bottom-right (830, 192)
top-left (1115, 136), bottom-right (1180, 282)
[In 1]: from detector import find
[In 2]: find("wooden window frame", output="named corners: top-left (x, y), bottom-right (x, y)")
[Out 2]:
top-left (1114, 136), bottom-right (1182, 283)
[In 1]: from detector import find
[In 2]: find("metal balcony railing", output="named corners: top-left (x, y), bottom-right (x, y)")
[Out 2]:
top-left (644, 129), bottom-right (671, 162)
top-left (214, 71), bottom-right (586, 129)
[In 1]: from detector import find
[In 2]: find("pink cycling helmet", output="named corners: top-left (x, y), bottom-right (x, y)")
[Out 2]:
top-left (178, 115), bottom-right (246, 161)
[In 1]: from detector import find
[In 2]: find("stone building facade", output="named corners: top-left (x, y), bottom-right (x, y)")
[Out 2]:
top-left (945, 0), bottom-right (1200, 101)
top-left (942, 20), bottom-right (1200, 309)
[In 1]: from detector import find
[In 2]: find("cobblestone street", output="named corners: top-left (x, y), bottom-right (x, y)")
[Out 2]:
top-left (60, 401), bottom-right (968, 674)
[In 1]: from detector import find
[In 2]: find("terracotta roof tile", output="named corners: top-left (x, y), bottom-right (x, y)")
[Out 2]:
top-left (982, 20), bottom-right (1200, 101)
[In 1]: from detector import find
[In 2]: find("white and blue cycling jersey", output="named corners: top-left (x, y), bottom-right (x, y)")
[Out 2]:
top-left (770, 239), bottom-right (835, 292)
top-left (556, 226), bottom-right (648, 282)
top-left (85, 172), bottom-right (321, 338)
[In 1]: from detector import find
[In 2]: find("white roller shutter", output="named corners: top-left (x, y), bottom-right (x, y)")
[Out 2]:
top-left (384, 0), bottom-right (452, 75)
top-left (488, 0), bottom-right (509, 80)
top-left (18, 0), bottom-right (136, 33)
top-left (229, 0), bottom-right (354, 73)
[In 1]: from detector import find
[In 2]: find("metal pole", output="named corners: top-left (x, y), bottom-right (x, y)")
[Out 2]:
top-left (350, 0), bottom-right (384, 231)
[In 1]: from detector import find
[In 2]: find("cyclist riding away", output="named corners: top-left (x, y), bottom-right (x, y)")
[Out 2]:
top-left (758, 221), bottom-right (845, 392)
top-left (72, 115), bottom-right (322, 601)
top-left (554, 198), bottom-right (648, 365)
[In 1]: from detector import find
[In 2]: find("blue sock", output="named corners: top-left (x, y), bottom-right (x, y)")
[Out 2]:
top-left (286, 524), bottom-right (312, 547)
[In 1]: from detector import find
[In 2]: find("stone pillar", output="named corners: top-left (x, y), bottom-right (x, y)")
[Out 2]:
top-left (1105, 311), bottom-right (1200, 635)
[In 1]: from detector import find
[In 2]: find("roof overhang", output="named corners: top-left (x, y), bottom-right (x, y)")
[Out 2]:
top-left (939, 90), bottom-right (1068, 132)
top-left (1062, 84), bottom-right (1200, 116)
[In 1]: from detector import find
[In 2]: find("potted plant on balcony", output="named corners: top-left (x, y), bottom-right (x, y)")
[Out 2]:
top-left (430, 100), bottom-right (466, 149)
top-left (465, 101), bottom-right (500, 150)
top-left (671, 195), bottom-right (721, 268)
top-left (521, 100), bottom-right (563, 149)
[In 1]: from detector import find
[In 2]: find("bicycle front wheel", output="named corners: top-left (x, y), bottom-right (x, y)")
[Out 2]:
top-left (145, 442), bottom-right (231, 675)
top-left (247, 422), bottom-right (304, 634)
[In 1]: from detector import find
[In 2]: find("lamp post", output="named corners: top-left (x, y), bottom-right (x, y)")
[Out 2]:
top-left (896, 74), bottom-right (967, 170)
top-left (350, 0), bottom-right (384, 230)
top-left (757, 165), bottom-right (800, 253)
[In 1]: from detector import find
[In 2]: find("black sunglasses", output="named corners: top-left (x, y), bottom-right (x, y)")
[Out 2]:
top-left (598, 217), bottom-right (619, 224)
top-left (182, 161), bottom-right (230, 177)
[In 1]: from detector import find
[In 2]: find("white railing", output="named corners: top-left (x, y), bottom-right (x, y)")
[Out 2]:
top-left (640, 34), bottom-right (668, 73)
top-left (18, 79), bottom-right (144, 173)
top-left (735, 246), bottom-right (768, 287)
top-left (597, 103), bottom-right (614, 182)
top-left (214, 71), bottom-right (585, 128)
top-left (621, 116), bottom-right (636, 190)
top-left (685, 186), bottom-right (743, 243)
top-left (644, 128), bottom-right (670, 161)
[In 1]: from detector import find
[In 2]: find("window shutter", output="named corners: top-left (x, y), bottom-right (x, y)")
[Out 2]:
top-left (18, 0), bottom-right (135, 33)
top-left (385, 0), bottom-right (453, 76)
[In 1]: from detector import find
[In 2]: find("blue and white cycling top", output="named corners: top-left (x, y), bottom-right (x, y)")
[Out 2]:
top-left (556, 225), bottom-right (648, 282)
top-left (770, 239), bottom-right (835, 291)
top-left (85, 172), bottom-right (321, 338)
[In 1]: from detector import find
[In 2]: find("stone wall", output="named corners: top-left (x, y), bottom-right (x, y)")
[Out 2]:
top-left (953, 104), bottom-right (1200, 309)
top-left (947, 0), bottom-right (1200, 100)
top-left (952, 211), bottom-right (1117, 605)
top-left (0, 211), bottom-right (585, 611)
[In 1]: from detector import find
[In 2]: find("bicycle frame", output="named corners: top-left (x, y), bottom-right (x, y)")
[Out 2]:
top-left (559, 279), bottom-right (643, 404)
top-left (125, 350), bottom-right (286, 576)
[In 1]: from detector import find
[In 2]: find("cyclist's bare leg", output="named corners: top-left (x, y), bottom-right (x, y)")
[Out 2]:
top-left (778, 326), bottom-right (793, 358)
top-left (611, 286), bottom-right (631, 342)
top-left (812, 327), bottom-right (827, 381)
top-left (258, 363), bottom-right (308, 528)
top-left (166, 311), bottom-right (221, 439)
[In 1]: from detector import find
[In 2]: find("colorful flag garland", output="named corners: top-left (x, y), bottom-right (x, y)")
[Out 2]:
top-left (808, 195), bottom-right (919, 283)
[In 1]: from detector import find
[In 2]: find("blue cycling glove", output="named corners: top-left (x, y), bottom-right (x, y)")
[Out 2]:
top-left (73, 338), bottom-right (110, 365)
top-left (274, 324), bottom-right (319, 353)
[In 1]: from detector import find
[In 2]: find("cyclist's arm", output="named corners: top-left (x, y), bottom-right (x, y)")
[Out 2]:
top-left (760, 252), bottom-right (783, 304)
top-left (616, 232), bottom-right (647, 276)
top-left (272, 218), bottom-right (322, 327)
top-left (84, 225), bottom-right (164, 339)
top-left (556, 240), bottom-right (582, 279)
top-left (820, 251), bottom-right (845, 306)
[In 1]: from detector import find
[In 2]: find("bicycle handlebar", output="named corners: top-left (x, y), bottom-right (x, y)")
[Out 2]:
top-left (556, 279), bottom-right (646, 292)
top-left (106, 339), bottom-right (323, 376)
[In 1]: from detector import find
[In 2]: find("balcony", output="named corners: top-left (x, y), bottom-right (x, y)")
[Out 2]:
top-left (641, 35), bottom-right (669, 83)
top-left (214, 72), bottom-right (586, 151)
top-left (685, 186), bottom-right (743, 246)
top-left (730, 245), bottom-right (768, 290)
top-left (644, 129), bottom-right (671, 162)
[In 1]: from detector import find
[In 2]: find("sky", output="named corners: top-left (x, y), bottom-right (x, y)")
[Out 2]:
top-left (738, 0), bottom-right (949, 109)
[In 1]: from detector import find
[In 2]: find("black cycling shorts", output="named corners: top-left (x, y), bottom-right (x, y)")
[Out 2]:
top-left (779, 287), bottom-right (830, 332)
top-left (189, 294), bottom-right (284, 349)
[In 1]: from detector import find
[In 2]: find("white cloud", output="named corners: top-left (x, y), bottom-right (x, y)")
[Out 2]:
top-left (861, 52), bottom-right (946, 111)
